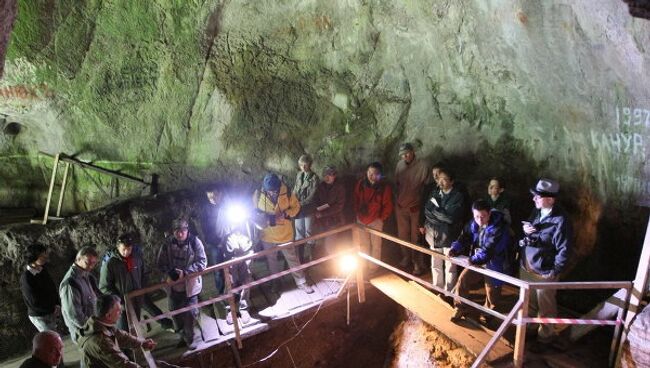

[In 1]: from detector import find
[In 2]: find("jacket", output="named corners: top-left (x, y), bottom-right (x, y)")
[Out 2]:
top-left (197, 200), bottom-right (229, 247)
top-left (353, 178), bottom-right (393, 225)
top-left (293, 171), bottom-right (319, 217)
top-left (423, 186), bottom-right (465, 247)
top-left (254, 183), bottom-right (301, 243)
top-left (60, 264), bottom-right (100, 343)
top-left (520, 205), bottom-right (572, 276)
top-left (77, 316), bottom-right (144, 368)
top-left (99, 247), bottom-right (144, 305)
top-left (314, 180), bottom-right (346, 230)
top-left (18, 357), bottom-right (51, 368)
top-left (451, 210), bottom-right (511, 286)
top-left (156, 234), bottom-right (206, 297)
top-left (395, 157), bottom-right (429, 208)
top-left (20, 266), bottom-right (60, 316)
top-left (485, 193), bottom-right (512, 224)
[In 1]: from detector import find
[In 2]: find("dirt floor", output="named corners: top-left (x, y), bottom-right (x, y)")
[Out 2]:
top-left (174, 286), bottom-right (401, 368)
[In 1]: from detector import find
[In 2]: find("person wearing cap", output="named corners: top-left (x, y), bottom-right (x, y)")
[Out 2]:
top-left (156, 218), bottom-right (207, 350)
top-left (519, 178), bottom-right (572, 351)
top-left (395, 142), bottom-right (430, 275)
top-left (314, 165), bottom-right (347, 255)
top-left (99, 233), bottom-right (174, 333)
top-left (254, 173), bottom-right (314, 294)
top-left (293, 154), bottom-right (320, 262)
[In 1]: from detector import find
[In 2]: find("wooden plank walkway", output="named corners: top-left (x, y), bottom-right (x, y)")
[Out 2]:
top-left (369, 272), bottom-right (513, 364)
top-left (149, 264), bottom-right (344, 363)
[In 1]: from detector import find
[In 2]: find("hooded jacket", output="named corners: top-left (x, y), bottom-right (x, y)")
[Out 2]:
top-left (77, 316), bottom-right (144, 368)
top-left (99, 247), bottom-right (144, 305)
top-left (254, 183), bottom-right (301, 243)
top-left (451, 210), bottom-right (512, 286)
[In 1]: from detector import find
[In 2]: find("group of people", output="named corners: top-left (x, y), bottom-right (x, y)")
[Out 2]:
top-left (19, 226), bottom-right (200, 367)
top-left (18, 141), bottom-right (574, 366)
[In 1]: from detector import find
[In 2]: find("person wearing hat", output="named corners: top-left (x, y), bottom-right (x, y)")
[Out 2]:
top-left (293, 154), bottom-right (320, 262)
top-left (99, 233), bottom-right (174, 333)
top-left (395, 142), bottom-right (430, 275)
top-left (254, 173), bottom-right (314, 294)
top-left (314, 165), bottom-right (347, 254)
top-left (156, 218), bottom-right (207, 350)
top-left (519, 178), bottom-right (572, 351)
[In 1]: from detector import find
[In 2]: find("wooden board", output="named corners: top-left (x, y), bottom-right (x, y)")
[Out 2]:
top-left (370, 273), bottom-right (513, 363)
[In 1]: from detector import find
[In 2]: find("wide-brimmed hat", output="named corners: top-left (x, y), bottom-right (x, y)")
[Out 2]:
top-left (530, 178), bottom-right (560, 197)
top-left (398, 142), bottom-right (415, 156)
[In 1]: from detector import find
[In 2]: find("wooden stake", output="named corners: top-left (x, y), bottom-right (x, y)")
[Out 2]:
top-left (56, 162), bottom-right (70, 217)
top-left (43, 154), bottom-right (60, 225)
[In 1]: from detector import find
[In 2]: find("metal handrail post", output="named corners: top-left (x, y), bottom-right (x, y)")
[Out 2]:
top-left (472, 298), bottom-right (524, 368)
top-left (612, 287), bottom-right (632, 367)
top-left (513, 286), bottom-right (530, 368)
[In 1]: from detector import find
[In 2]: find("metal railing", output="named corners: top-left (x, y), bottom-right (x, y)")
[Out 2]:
top-left (125, 224), bottom-right (632, 368)
top-left (360, 225), bottom-right (633, 368)
top-left (124, 224), bottom-right (364, 368)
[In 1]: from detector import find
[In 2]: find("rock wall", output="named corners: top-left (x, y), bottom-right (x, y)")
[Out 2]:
top-left (1, 0), bottom-right (650, 361)
top-left (1, 1), bottom-right (649, 208)
top-left (0, 189), bottom-right (203, 359)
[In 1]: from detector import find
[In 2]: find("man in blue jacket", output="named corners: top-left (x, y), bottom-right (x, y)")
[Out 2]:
top-left (520, 178), bottom-right (572, 350)
top-left (449, 199), bottom-right (511, 323)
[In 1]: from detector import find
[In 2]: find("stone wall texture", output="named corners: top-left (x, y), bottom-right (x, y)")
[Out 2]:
top-left (1, 0), bottom-right (650, 361)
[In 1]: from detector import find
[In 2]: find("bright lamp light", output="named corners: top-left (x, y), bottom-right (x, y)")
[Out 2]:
top-left (339, 254), bottom-right (358, 274)
top-left (226, 203), bottom-right (248, 225)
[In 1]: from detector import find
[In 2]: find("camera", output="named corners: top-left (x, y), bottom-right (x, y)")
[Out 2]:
top-left (168, 269), bottom-right (180, 281)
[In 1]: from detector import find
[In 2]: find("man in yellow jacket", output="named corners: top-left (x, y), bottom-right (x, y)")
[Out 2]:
top-left (254, 173), bottom-right (314, 294)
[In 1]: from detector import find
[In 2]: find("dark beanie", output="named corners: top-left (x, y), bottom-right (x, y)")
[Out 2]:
top-left (262, 173), bottom-right (281, 191)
